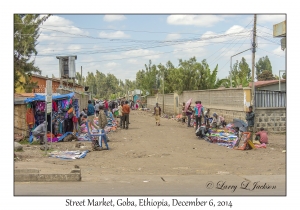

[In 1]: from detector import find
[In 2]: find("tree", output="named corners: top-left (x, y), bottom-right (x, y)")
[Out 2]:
top-left (229, 57), bottom-right (251, 87)
top-left (257, 70), bottom-right (276, 81)
top-left (282, 73), bottom-right (286, 79)
top-left (255, 56), bottom-right (272, 78)
top-left (14, 14), bottom-right (51, 92)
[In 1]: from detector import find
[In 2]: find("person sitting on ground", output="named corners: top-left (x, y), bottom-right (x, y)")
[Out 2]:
top-left (255, 127), bottom-right (268, 144)
top-left (196, 124), bottom-right (211, 139)
top-left (211, 113), bottom-right (226, 128)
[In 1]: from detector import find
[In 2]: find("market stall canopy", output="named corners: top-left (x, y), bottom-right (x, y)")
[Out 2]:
top-left (24, 92), bottom-right (75, 103)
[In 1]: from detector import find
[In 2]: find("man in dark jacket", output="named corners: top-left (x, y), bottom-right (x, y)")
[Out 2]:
top-left (246, 106), bottom-right (255, 141)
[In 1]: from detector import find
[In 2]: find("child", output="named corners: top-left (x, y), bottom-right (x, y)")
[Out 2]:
top-left (255, 127), bottom-right (268, 144)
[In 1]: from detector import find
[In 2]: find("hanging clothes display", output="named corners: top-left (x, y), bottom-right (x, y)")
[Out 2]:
top-left (26, 107), bottom-right (35, 128)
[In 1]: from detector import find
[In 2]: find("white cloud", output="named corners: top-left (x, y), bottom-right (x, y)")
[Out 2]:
top-left (105, 62), bottom-right (118, 68)
top-left (167, 15), bottom-right (224, 27)
top-left (166, 33), bottom-right (181, 40)
top-left (257, 15), bottom-right (286, 24)
top-left (272, 46), bottom-right (285, 56)
top-left (123, 49), bottom-right (161, 60)
top-left (67, 45), bottom-right (81, 52)
top-left (38, 15), bottom-right (89, 42)
top-left (103, 15), bottom-right (126, 22)
top-left (127, 59), bottom-right (138, 64)
top-left (99, 31), bottom-right (130, 39)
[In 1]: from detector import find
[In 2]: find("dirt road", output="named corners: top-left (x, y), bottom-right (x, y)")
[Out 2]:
top-left (14, 110), bottom-right (286, 180)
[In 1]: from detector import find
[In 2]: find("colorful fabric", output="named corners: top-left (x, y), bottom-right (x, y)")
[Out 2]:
top-left (52, 101), bottom-right (58, 112)
top-left (36, 102), bottom-right (46, 112)
top-left (26, 108), bottom-right (35, 127)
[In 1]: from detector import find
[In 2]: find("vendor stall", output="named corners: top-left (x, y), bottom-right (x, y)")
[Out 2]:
top-left (24, 92), bottom-right (80, 143)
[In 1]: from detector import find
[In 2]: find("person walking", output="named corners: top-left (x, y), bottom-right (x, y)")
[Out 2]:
top-left (122, 101), bottom-right (130, 129)
top-left (181, 102), bottom-right (186, 125)
top-left (204, 108), bottom-right (211, 126)
top-left (104, 99), bottom-right (109, 117)
top-left (246, 105), bottom-right (255, 141)
top-left (87, 100), bottom-right (99, 131)
top-left (186, 104), bottom-right (193, 127)
top-left (94, 101), bottom-right (100, 116)
top-left (194, 101), bottom-right (204, 130)
top-left (95, 104), bottom-right (108, 150)
top-left (154, 103), bottom-right (161, 126)
top-left (118, 101), bottom-right (124, 128)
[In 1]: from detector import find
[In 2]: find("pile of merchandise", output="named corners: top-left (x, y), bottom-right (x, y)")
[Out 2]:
top-left (205, 124), bottom-right (239, 149)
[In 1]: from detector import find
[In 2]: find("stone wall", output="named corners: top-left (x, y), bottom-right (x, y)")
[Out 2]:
top-left (14, 104), bottom-right (27, 136)
top-left (255, 108), bottom-right (286, 133)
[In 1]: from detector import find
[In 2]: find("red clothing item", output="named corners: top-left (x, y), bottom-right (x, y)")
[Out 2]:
top-left (26, 108), bottom-right (35, 128)
top-left (256, 131), bottom-right (268, 144)
top-left (104, 101), bottom-right (109, 109)
top-left (122, 104), bottom-right (130, 114)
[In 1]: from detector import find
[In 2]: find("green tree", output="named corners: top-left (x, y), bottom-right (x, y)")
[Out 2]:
top-left (14, 14), bottom-right (51, 92)
top-left (257, 70), bottom-right (276, 81)
top-left (229, 57), bottom-right (251, 87)
top-left (256, 56), bottom-right (273, 78)
top-left (75, 72), bottom-right (85, 86)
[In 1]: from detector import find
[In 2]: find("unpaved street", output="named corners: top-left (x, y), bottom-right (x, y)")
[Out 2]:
top-left (14, 110), bottom-right (286, 195)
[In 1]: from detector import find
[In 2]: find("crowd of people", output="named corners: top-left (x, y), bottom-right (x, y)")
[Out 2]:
top-left (153, 101), bottom-right (268, 145)
top-left (31, 98), bottom-right (268, 150)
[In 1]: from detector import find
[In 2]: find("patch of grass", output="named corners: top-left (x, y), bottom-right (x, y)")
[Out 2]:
top-left (18, 138), bottom-right (40, 145)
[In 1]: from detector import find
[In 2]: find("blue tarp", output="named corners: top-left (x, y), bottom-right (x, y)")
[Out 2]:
top-left (24, 92), bottom-right (75, 103)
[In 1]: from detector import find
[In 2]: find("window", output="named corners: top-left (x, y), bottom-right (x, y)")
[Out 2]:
top-left (63, 59), bottom-right (69, 76)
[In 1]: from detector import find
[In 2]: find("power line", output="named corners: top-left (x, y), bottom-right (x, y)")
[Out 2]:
top-left (35, 30), bottom-right (252, 57)
top-left (256, 47), bottom-right (285, 58)
top-left (15, 22), bottom-right (235, 36)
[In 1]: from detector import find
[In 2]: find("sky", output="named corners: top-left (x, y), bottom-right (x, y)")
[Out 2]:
top-left (33, 14), bottom-right (286, 82)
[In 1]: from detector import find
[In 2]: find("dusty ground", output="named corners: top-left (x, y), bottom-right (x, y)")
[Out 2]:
top-left (14, 110), bottom-right (286, 181)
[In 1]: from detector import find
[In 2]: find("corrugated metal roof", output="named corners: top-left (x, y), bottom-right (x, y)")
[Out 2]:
top-left (249, 80), bottom-right (286, 88)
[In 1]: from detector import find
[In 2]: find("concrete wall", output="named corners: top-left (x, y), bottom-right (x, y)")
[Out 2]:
top-left (146, 88), bottom-right (286, 133)
top-left (255, 107), bottom-right (286, 133)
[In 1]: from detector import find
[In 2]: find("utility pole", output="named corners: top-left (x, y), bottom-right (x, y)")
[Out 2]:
top-left (251, 14), bottom-right (257, 141)
top-left (251, 14), bottom-right (257, 108)
top-left (81, 66), bottom-right (83, 86)
top-left (162, 69), bottom-right (165, 113)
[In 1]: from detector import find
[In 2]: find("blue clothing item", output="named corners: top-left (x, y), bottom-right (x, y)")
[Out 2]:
top-left (87, 104), bottom-right (95, 116)
top-left (194, 106), bottom-right (204, 116)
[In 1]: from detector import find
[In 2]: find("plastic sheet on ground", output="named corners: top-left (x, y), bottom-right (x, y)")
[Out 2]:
top-left (49, 150), bottom-right (88, 159)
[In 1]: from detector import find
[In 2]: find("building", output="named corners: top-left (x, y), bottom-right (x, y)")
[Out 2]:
top-left (249, 80), bottom-right (286, 91)
top-left (16, 74), bottom-right (85, 94)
